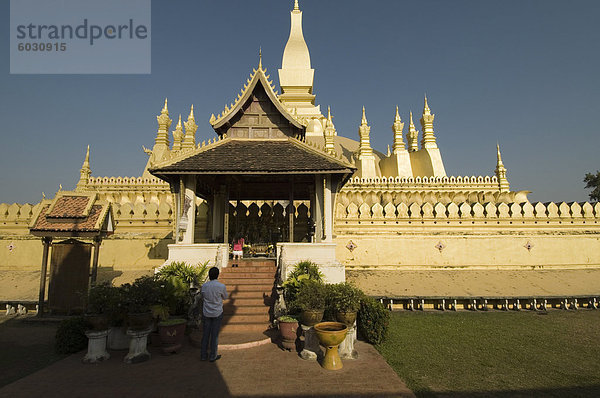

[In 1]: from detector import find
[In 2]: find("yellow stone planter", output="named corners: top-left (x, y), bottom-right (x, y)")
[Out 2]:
top-left (314, 321), bottom-right (348, 370)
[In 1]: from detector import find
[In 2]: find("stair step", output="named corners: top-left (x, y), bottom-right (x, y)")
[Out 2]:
top-left (227, 260), bottom-right (276, 267)
top-left (220, 322), bottom-right (271, 333)
top-left (220, 270), bottom-right (276, 277)
top-left (224, 313), bottom-right (270, 323)
top-left (224, 297), bottom-right (274, 306)
top-left (219, 277), bottom-right (274, 285)
top-left (224, 306), bottom-right (269, 315)
top-left (227, 290), bottom-right (273, 299)
top-left (226, 284), bottom-right (273, 293)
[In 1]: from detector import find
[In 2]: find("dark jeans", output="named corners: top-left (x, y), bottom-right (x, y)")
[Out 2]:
top-left (201, 313), bottom-right (223, 360)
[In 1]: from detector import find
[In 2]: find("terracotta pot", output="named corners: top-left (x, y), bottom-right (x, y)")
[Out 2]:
top-left (127, 311), bottom-right (153, 330)
top-left (314, 321), bottom-right (348, 371)
top-left (85, 313), bottom-right (109, 331)
top-left (158, 319), bottom-right (187, 354)
top-left (278, 319), bottom-right (299, 350)
top-left (301, 309), bottom-right (324, 326)
top-left (335, 311), bottom-right (357, 326)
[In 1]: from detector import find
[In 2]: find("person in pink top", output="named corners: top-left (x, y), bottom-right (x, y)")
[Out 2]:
top-left (232, 236), bottom-right (244, 267)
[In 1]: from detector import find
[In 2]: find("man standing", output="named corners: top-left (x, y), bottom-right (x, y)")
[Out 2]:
top-left (200, 267), bottom-right (228, 362)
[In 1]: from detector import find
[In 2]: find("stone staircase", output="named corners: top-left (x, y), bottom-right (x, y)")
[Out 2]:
top-left (219, 258), bottom-right (277, 333)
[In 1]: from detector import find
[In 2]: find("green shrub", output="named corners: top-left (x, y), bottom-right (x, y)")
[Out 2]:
top-left (55, 316), bottom-right (88, 354)
top-left (283, 260), bottom-right (324, 312)
top-left (278, 315), bottom-right (299, 322)
top-left (155, 261), bottom-right (208, 316)
top-left (357, 296), bottom-right (390, 345)
top-left (122, 276), bottom-right (162, 313)
top-left (295, 279), bottom-right (327, 311)
top-left (328, 282), bottom-right (364, 313)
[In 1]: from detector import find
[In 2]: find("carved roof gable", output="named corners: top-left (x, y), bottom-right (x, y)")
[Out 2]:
top-left (210, 63), bottom-right (305, 139)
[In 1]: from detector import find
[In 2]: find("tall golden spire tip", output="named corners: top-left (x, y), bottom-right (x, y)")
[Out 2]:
top-left (294, 0), bottom-right (300, 11)
top-left (361, 106), bottom-right (367, 125)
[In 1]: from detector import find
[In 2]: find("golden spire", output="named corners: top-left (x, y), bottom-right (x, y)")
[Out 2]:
top-left (183, 105), bottom-right (198, 150)
top-left (420, 95), bottom-right (437, 149)
top-left (258, 47), bottom-right (263, 70)
top-left (361, 106), bottom-right (368, 125)
top-left (406, 111), bottom-right (419, 152)
top-left (423, 94), bottom-right (431, 116)
top-left (294, 0), bottom-right (299, 11)
top-left (156, 97), bottom-right (172, 145)
top-left (76, 145), bottom-right (91, 190)
top-left (323, 106), bottom-right (336, 155)
top-left (172, 115), bottom-right (184, 151)
top-left (358, 107), bottom-right (373, 158)
top-left (392, 106), bottom-right (405, 153)
top-left (495, 143), bottom-right (510, 192)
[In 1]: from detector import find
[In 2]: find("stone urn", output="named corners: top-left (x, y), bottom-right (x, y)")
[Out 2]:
top-left (314, 321), bottom-right (348, 370)
top-left (158, 318), bottom-right (187, 354)
top-left (335, 311), bottom-right (357, 327)
top-left (85, 313), bottom-right (109, 331)
top-left (127, 311), bottom-right (153, 330)
top-left (278, 317), bottom-right (299, 350)
top-left (301, 309), bottom-right (324, 327)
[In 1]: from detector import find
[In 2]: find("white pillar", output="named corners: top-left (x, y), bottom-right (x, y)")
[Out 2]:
top-left (323, 175), bottom-right (333, 242)
top-left (314, 174), bottom-right (324, 242)
top-left (181, 175), bottom-right (196, 244)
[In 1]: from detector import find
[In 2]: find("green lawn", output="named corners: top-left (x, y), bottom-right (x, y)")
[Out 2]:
top-left (377, 310), bottom-right (600, 397)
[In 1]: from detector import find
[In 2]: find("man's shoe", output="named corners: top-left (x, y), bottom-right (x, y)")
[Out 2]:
top-left (209, 355), bottom-right (221, 362)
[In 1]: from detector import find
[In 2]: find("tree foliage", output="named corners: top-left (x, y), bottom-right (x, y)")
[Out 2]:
top-left (584, 171), bottom-right (600, 202)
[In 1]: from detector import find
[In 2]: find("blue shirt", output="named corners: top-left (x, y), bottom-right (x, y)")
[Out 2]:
top-left (201, 279), bottom-right (228, 317)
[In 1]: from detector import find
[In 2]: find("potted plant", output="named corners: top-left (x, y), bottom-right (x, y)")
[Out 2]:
top-left (123, 276), bottom-right (161, 330)
top-left (106, 285), bottom-right (129, 350)
top-left (155, 261), bottom-right (208, 317)
top-left (85, 282), bottom-right (115, 331)
top-left (283, 260), bottom-right (324, 314)
top-left (278, 315), bottom-right (299, 350)
top-left (296, 280), bottom-right (327, 326)
top-left (328, 282), bottom-right (364, 326)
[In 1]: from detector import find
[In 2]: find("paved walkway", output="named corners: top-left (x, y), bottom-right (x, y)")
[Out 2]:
top-left (0, 333), bottom-right (414, 398)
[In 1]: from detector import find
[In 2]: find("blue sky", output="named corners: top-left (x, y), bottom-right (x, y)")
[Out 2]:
top-left (1, 0), bottom-right (599, 204)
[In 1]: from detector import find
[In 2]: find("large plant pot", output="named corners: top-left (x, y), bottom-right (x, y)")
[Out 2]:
top-left (85, 313), bottom-right (109, 331)
top-left (127, 311), bottom-right (153, 330)
top-left (158, 319), bottom-right (187, 354)
top-left (314, 322), bottom-right (348, 370)
top-left (301, 309), bottom-right (324, 327)
top-left (278, 319), bottom-right (299, 350)
top-left (335, 311), bottom-right (357, 326)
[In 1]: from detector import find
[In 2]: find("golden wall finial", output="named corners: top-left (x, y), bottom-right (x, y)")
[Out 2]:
top-left (162, 98), bottom-right (168, 114)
